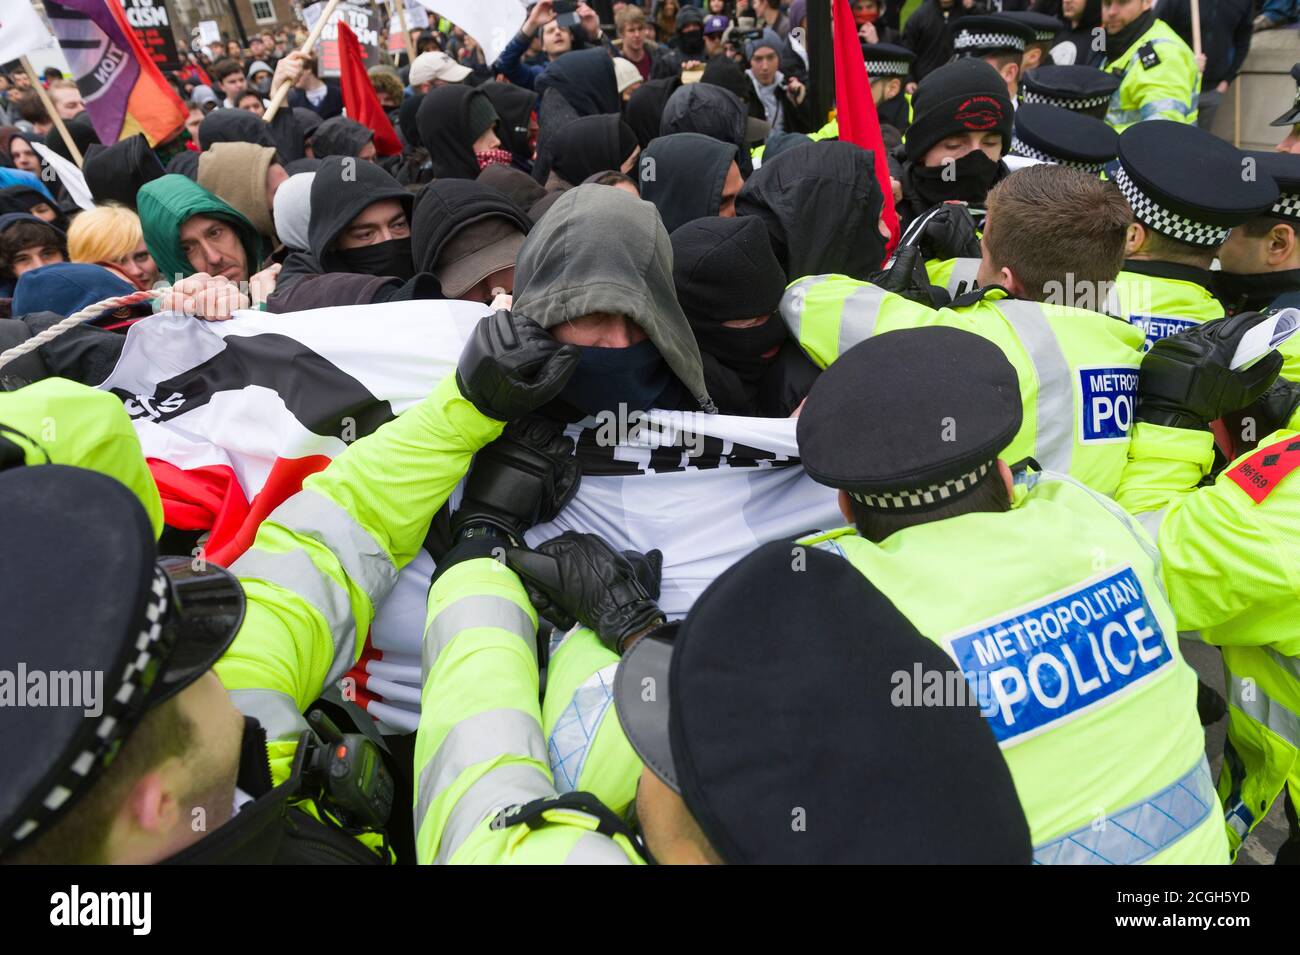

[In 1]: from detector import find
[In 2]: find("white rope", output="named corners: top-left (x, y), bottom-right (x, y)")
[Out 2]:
top-left (0, 290), bottom-right (159, 372)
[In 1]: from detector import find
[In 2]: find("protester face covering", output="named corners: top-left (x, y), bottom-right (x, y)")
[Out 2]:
top-left (419, 85), bottom-right (507, 181)
top-left (907, 149), bottom-right (1003, 206)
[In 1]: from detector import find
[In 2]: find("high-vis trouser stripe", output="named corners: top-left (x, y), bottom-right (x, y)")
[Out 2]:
top-left (422, 594), bottom-right (537, 679)
top-left (229, 687), bottom-right (309, 741)
top-left (1000, 301), bottom-right (1075, 476)
top-left (232, 548), bottom-right (359, 687)
top-left (550, 663), bottom-right (619, 793)
top-left (564, 831), bottom-right (634, 865)
top-left (1033, 756), bottom-right (1217, 864)
top-left (433, 763), bottom-right (553, 864)
top-left (414, 707), bottom-right (548, 831)
top-left (837, 284), bottom-right (889, 357)
top-left (268, 489), bottom-right (398, 598)
top-left (1228, 671), bottom-right (1300, 748)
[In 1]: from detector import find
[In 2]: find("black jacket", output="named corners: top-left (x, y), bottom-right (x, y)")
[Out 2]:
top-left (661, 79), bottom-right (754, 176)
top-left (418, 84), bottom-right (499, 181)
top-left (902, 0), bottom-right (966, 82)
top-left (624, 76), bottom-right (683, 148)
top-left (479, 81), bottom-right (538, 166)
top-left (311, 116), bottom-right (374, 160)
top-left (82, 135), bottom-right (163, 210)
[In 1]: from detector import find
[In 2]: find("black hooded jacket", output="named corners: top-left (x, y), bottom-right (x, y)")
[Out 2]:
top-left (311, 116), bottom-right (374, 159)
top-left (640, 133), bottom-right (738, 234)
top-left (82, 135), bottom-right (163, 210)
top-left (45, 113), bottom-right (100, 164)
top-left (623, 76), bottom-right (682, 148)
top-left (548, 115), bottom-right (639, 187)
top-left (411, 179), bottom-right (531, 274)
top-left (479, 81), bottom-right (537, 163)
top-left (198, 108), bottom-right (279, 154)
top-left (901, 0), bottom-right (966, 81)
top-left (476, 165), bottom-right (548, 221)
top-left (736, 140), bottom-right (887, 281)
top-left (659, 81), bottom-right (753, 178)
top-left (533, 49), bottom-right (621, 185)
top-left (418, 85), bottom-right (499, 181)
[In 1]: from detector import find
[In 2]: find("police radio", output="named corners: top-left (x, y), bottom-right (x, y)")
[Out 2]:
top-left (302, 709), bottom-right (394, 831)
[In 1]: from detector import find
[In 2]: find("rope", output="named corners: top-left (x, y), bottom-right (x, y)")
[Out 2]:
top-left (0, 289), bottom-right (160, 372)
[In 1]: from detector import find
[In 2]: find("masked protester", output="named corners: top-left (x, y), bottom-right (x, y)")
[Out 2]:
top-left (624, 76), bottom-right (683, 148)
top-left (479, 80), bottom-right (538, 170)
top-left (547, 115), bottom-right (640, 190)
top-left (419, 85), bottom-right (511, 180)
top-left (532, 48), bottom-right (622, 185)
top-left (894, 58), bottom-right (1013, 230)
top-left (639, 133), bottom-right (743, 233)
top-left (660, 80), bottom-right (758, 177)
top-left (411, 180), bottom-right (530, 304)
top-left (671, 215), bottom-right (791, 415)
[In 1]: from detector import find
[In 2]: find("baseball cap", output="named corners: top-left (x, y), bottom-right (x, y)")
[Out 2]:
top-left (410, 51), bottom-right (472, 88)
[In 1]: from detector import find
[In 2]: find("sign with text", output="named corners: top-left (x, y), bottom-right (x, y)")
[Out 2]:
top-left (119, 0), bottom-right (180, 71)
top-left (302, 1), bottom-right (381, 76)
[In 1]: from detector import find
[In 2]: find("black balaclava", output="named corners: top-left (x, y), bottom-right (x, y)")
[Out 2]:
top-left (559, 340), bottom-right (674, 417)
top-left (550, 115), bottom-right (639, 186)
top-left (671, 216), bottom-right (789, 414)
top-left (308, 156), bottom-right (415, 277)
top-left (905, 149), bottom-right (1003, 207)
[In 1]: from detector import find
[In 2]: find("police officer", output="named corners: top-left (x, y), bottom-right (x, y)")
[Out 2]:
top-left (786, 162), bottom-right (1145, 496)
top-left (1000, 11), bottom-right (1064, 72)
top-left (412, 529), bottom-right (1034, 864)
top-left (1020, 64), bottom-right (1122, 120)
top-left (1214, 151), bottom-right (1300, 379)
top-left (1006, 102), bottom-right (1118, 174)
top-left (1099, 0), bottom-right (1199, 130)
top-left (862, 42), bottom-right (916, 133)
top-left (1108, 120), bottom-right (1279, 351)
top-left (949, 14), bottom-right (1038, 99)
top-left (0, 308), bottom-right (582, 863)
top-left (795, 325), bottom-right (1228, 863)
top-left (1113, 315), bottom-right (1300, 862)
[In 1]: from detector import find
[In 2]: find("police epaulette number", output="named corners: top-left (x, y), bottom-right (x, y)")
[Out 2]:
top-left (1227, 436), bottom-right (1300, 503)
top-left (1138, 41), bottom-right (1161, 69)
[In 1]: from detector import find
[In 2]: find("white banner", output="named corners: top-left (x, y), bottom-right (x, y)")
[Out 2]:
top-left (0, 0), bottom-right (54, 63)
top-left (411, 0), bottom-right (529, 68)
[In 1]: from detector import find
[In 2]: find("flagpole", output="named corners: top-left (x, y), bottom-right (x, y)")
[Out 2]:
top-left (397, 0), bottom-right (415, 68)
top-left (264, 0), bottom-right (345, 123)
top-left (21, 56), bottom-right (83, 167)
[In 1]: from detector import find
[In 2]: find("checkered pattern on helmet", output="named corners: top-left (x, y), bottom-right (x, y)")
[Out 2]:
top-left (1273, 191), bottom-right (1300, 222)
top-left (1020, 88), bottom-right (1109, 111)
top-left (954, 31), bottom-right (1026, 52)
top-left (864, 59), bottom-right (910, 77)
top-left (849, 461), bottom-right (994, 511)
top-left (1113, 164), bottom-right (1230, 247)
top-left (1010, 136), bottom-right (1106, 174)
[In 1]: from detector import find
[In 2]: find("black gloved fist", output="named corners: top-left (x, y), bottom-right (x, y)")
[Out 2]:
top-left (456, 310), bottom-right (579, 422)
top-left (868, 245), bottom-right (944, 307)
top-left (1137, 312), bottom-right (1284, 430)
top-left (1223, 376), bottom-right (1300, 455)
top-left (916, 203), bottom-right (982, 260)
top-left (506, 532), bottom-right (665, 654)
top-left (451, 418), bottom-right (580, 545)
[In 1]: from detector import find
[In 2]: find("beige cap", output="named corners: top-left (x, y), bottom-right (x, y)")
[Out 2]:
top-left (435, 216), bottom-right (526, 299)
top-left (409, 51), bottom-right (472, 87)
top-left (613, 57), bottom-right (643, 96)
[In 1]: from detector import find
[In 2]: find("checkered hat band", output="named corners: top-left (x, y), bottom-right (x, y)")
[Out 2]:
top-left (1010, 137), bottom-right (1105, 174)
top-left (4, 567), bottom-right (171, 854)
top-left (1113, 164), bottom-right (1230, 247)
top-left (954, 31), bottom-right (1026, 52)
top-left (1020, 88), bottom-right (1109, 110)
top-left (850, 461), bottom-right (994, 511)
top-left (1273, 191), bottom-right (1300, 222)
top-left (865, 59), bottom-right (910, 77)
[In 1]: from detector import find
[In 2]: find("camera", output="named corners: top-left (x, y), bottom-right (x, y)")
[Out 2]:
top-left (553, 0), bottom-right (580, 29)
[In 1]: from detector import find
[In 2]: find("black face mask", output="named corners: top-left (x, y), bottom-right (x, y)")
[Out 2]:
top-left (908, 150), bottom-right (1003, 209)
top-left (678, 30), bottom-right (705, 56)
top-left (559, 339), bottom-right (672, 416)
top-left (692, 314), bottom-right (788, 386)
top-left (331, 237), bottom-right (415, 280)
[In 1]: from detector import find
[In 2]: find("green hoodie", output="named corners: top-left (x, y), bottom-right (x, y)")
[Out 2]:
top-left (137, 174), bottom-right (263, 283)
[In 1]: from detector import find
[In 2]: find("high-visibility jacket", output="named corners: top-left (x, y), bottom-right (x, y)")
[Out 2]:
top-left (1116, 419), bottom-right (1300, 858)
top-left (781, 277), bottom-right (1145, 495)
top-left (0, 377), bottom-right (163, 537)
top-left (214, 374), bottom-right (507, 857)
top-left (414, 556), bottom-right (644, 865)
top-left (1103, 17), bottom-right (1200, 130)
top-left (800, 470), bottom-right (1228, 863)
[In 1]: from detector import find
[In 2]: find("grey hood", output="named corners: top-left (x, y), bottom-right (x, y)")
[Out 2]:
top-left (513, 184), bottom-right (714, 412)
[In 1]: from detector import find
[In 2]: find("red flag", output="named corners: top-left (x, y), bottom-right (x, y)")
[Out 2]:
top-left (337, 21), bottom-right (402, 157)
top-left (832, 0), bottom-right (900, 258)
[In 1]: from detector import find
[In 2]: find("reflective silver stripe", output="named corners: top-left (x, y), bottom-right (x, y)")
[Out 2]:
top-left (1000, 301), bottom-right (1074, 475)
top-left (1033, 756), bottom-right (1218, 864)
top-left (837, 283), bottom-right (888, 356)
top-left (232, 547), bottom-right (359, 687)
top-left (1134, 507), bottom-right (1167, 543)
top-left (414, 707), bottom-right (547, 828)
top-left (1140, 97), bottom-right (1194, 120)
top-left (946, 258), bottom-right (982, 297)
top-left (229, 687), bottom-right (309, 741)
top-left (433, 763), bottom-right (553, 864)
top-left (268, 489), bottom-right (398, 599)
top-left (550, 662), bottom-right (619, 792)
top-left (564, 831), bottom-right (634, 865)
top-left (1266, 646), bottom-right (1300, 684)
top-left (779, 278), bottom-right (819, 340)
top-left (422, 594), bottom-right (537, 679)
top-left (1228, 671), bottom-right (1300, 748)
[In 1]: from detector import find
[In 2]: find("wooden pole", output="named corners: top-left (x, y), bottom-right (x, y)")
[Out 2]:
top-left (1190, 0), bottom-right (1203, 70)
top-left (21, 57), bottom-right (82, 167)
top-left (263, 0), bottom-right (344, 123)
top-left (397, 0), bottom-right (415, 68)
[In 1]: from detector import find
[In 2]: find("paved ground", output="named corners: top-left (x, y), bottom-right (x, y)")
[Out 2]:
top-left (1182, 639), bottom-right (1287, 866)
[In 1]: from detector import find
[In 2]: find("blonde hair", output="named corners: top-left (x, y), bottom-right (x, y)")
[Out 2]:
top-left (67, 204), bottom-right (145, 265)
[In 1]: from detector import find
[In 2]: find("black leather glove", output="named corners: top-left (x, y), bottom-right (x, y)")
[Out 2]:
top-left (868, 245), bottom-right (944, 307)
top-left (1137, 313), bottom-right (1284, 430)
top-left (451, 419), bottom-right (580, 545)
top-left (506, 532), bottom-right (665, 654)
top-left (1224, 377), bottom-right (1300, 453)
top-left (455, 310), bottom-right (579, 422)
top-left (915, 203), bottom-right (982, 260)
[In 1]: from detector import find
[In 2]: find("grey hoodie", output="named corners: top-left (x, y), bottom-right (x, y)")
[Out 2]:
top-left (512, 184), bottom-right (714, 413)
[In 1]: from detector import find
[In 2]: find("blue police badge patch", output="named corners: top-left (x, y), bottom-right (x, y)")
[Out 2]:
top-left (1077, 365), bottom-right (1138, 443)
top-left (1128, 313), bottom-right (1199, 352)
